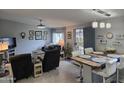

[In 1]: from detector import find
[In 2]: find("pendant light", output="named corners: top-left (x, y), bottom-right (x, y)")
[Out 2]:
top-left (106, 22), bottom-right (111, 29)
top-left (92, 21), bottom-right (98, 28)
top-left (92, 9), bottom-right (112, 29)
top-left (100, 22), bottom-right (105, 28)
top-left (37, 19), bottom-right (45, 29)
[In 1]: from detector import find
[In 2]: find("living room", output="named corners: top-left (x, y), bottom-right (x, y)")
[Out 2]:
top-left (1, 9), bottom-right (124, 83)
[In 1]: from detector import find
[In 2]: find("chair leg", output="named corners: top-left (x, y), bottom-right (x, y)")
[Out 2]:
top-left (103, 77), bottom-right (106, 83)
top-left (117, 69), bottom-right (119, 83)
top-left (80, 65), bottom-right (83, 83)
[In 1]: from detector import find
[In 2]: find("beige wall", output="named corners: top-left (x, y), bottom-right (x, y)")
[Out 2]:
top-left (65, 26), bottom-right (76, 47)
top-left (95, 16), bottom-right (124, 53)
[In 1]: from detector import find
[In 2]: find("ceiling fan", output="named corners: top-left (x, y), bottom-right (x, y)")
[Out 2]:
top-left (37, 19), bottom-right (45, 29)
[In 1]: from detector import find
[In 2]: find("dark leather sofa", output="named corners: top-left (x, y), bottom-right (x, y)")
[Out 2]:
top-left (42, 45), bottom-right (61, 72)
top-left (9, 54), bottom-right (33, 82)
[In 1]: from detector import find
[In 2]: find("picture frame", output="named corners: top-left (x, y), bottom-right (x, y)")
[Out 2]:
top-left (44, 31), bottom-right (48, 40)
top-left (29, 30), bottom-right (34, 37)
top-left (35, 31), bottom-right (42, 40)
top-left (67, 31), bottom-right (72, 39)
top-left (29, 30), bottom-right (34, 40)
top-left (42, 31), bottom-right (45, 40)
top-left (29, 36), bottom-right (34, 40)
top-left (45, 31), bottom-right (48, 40)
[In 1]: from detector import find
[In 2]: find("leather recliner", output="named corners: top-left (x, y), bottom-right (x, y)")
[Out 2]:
top-left (42, 45), bottom-right (61, 72)
top-left (9, 54), bottom-right (33, 82)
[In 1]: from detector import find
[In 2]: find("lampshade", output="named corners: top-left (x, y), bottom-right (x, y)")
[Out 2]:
top-left (58, 39), bottom-right (64, 47)
top-left (100, 22), bottom-right (105, 28)
top-left (92, 21), bottom-right (98, 28)
top-left (0, 41), bottom-right (8, 52)
top-left (106, 23), bottom-right (111, 29)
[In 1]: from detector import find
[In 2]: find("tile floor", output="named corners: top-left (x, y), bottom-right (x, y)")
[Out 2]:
top-left (17, 60), bottom-right (81, 83)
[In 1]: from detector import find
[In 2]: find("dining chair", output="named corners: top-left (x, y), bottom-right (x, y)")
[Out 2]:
top-left (117, 57), bottom-right (124, 82)
top-left (92, 58), bottom-right (117, 83)
top-left (84, 47), bottom-right (94, 54)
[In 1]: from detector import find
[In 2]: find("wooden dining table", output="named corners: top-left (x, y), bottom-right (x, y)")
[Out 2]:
top-left (70, 56), bottom-right (104, 83)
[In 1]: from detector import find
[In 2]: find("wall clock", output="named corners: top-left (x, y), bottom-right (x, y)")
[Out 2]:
top-left (106, 32), bottom-right (113, 39)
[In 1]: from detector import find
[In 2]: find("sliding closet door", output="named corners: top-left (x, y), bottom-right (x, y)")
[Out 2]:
top-left (83, 27), bottom-right (95, 50)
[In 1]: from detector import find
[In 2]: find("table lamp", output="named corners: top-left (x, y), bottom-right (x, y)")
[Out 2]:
top-left (0, 41), bottom-right (8, 73)
top-left (58, 39), bottom-right (64, 51)
top-left (58, 39), bottom-right (64, 47)
top-left (0, 41), bottom-right (8, 52)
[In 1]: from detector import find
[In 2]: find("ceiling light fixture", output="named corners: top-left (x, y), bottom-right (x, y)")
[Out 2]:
top-left (100, 22), bottom-right (105, 28)
top-left (106, 22), bottom-right (111, 29)
top-left (92, 21), bottom-right (98, 28)
top-left (92, 9), bottom-right (112, 29)
top-left (92, 9), bottom-right (111, 17)
top-left (37, 19), bottom-right (45, 29)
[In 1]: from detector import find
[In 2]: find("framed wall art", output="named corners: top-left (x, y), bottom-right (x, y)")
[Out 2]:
top-left (29, 30), bottom-right (34, 40)
top-left (67, 31), bottom-right (72, 39)
top-left (29, 30), bottom-right (34, 36)
top-left (29, 36), bottom-right (34, 40)
top-left (44, 31), bottom-right (48, 40)
top-left (35, 31), bottom-right (42, 40)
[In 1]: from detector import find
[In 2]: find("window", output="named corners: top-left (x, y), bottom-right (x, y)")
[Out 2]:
top-left (75, 29), bottom-right (84, 55)
top-left (52, 33), bottom-right (64, 44)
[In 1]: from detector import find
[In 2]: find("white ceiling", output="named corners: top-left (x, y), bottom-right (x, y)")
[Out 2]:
top-left (0, 9), bottom-right (124, 28)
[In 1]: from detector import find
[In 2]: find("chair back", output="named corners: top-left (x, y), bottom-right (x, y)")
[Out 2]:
top-left (119, 57), bottom-right (124, 69)
top-left (84, 47), bottom-right (94, 54)
top-left (42, 46), bottom-right (60, 72)
top-left (105, 61), bottom-right (117, 76)
top-left (72, 51), bottom-right (80, 57)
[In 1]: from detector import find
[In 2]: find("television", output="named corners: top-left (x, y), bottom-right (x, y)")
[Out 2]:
top-left (0, 37), bottom-right (17, 49)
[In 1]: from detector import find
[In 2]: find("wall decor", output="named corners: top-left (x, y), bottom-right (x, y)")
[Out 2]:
top-left (20, 32), bottom-right (26, 39)
top-left (44, 31), bottom-right (48, 40)
top-left (29, 37), bottom-right (34, 40)
top-left (115, 34), bottom-right (124, 40)
top-left (42, 31), bottom-right (45, 40)
top-left (106, 32), bottom-right (113, 39)
top-left (41, 31), bottom-right (48, 40)
top-left (99, 39), bottom-right (107, 45)
top-left (96, 35), bottom-right (104, 39)
top-left (29, 30), bottom-right (34, 36)
top-left (67, 31), bottom-right (72, 39)
top-left (35, 31), bottom-right (42, 40)
top-left (112, 41), bottom-right (121, 46)
top-left (29, 30), bottom-right (34, 40)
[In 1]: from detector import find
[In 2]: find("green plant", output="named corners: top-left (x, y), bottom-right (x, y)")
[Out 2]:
top-left (64, 42), bottom-right (72, 58)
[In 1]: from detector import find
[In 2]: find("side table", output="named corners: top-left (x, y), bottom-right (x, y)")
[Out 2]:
top-left (33, 62), bottom-right (42, 78)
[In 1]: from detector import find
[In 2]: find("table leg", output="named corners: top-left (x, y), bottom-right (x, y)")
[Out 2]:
top-left (117, 69), bottom-right (119, 83)
top-left (80, 65), bottom-right (83, 83)
top-left (83, 64), bottom-right (92, 83)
